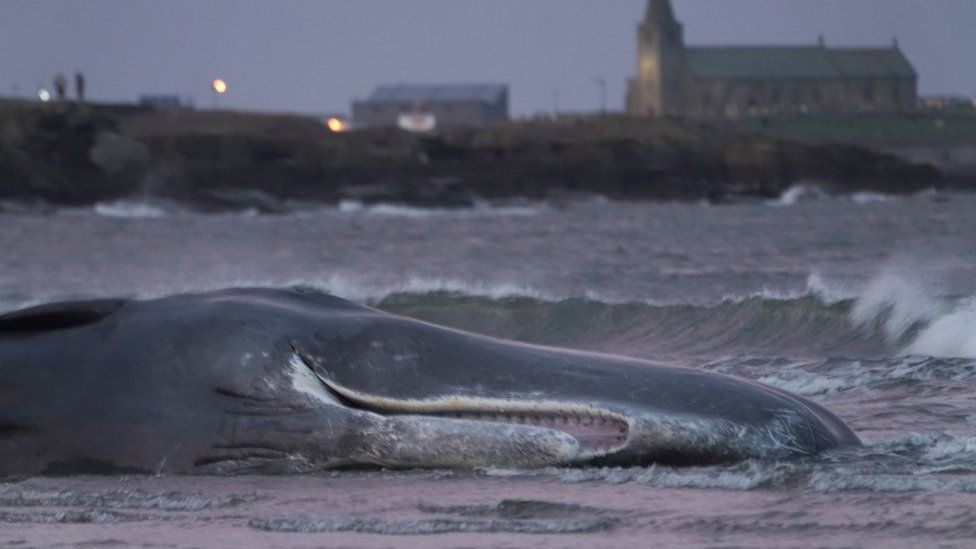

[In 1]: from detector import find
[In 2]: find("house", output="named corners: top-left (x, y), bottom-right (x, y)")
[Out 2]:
top-left (352, 83), bottom-right (509, 130)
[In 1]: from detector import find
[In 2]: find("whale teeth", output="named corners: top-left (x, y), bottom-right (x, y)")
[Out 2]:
top-left (429, 408), bottom-right (630, 454)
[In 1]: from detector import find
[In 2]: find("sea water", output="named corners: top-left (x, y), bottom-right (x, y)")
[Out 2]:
top-left (1, 191), bottom-right (975, 547)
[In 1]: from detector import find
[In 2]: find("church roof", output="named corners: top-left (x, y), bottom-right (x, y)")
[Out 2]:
top-left (686, 45), bottom-right (916, 81)
top-left (363, 84), bottom-right (508, 105)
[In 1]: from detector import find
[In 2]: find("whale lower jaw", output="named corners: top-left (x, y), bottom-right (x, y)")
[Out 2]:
top-left (293, 354), bottom-right (813, 468)
top-left (313, 375), bottom-right (633, 461)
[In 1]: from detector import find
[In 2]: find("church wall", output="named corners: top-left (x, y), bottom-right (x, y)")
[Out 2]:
top-left (630, 1), bottom-right (918, 118)
top-left (682, 76), bottom-right (914, 118)
top-left (898, 78), bottom-right (919, 110)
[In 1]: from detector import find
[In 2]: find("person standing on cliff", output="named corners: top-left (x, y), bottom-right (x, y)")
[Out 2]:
top-left (53, 73), bottom-right (67, 101)
top-left (75, 72), bottom-right (85, 103)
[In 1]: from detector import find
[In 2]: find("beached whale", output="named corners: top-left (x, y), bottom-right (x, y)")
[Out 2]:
top-left (0, 288), bottom-right (860, 475)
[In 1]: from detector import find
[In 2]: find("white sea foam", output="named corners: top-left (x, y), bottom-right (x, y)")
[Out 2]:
top-left (121, 273), bottom-right (560, 305)
top-left (804, 272), bottom-right (859, 304)
top-left (719, 287), bottom-right (806, 303)
top-left (921, 435), bottom-right (976, 462)
top-left (767, 184), bottom-right (827, 207)
top-left (770, 186), bottom-right (894, 207)
top-left (850, 271), bottom-right (946, 341)
top-left (93, 200), bottom-right (167, 219)
top-left (337, 200), bottom-right (542, 218)
top-left (758, 356), bottom-right (976, 396)
top-left (552, 461), bottom-right (796, 491)
top-left (809, 471), bottom-right (976, 493)
top-left (906, 299), bottom-right (976, 359)
top-left (850, 269), bottom-right (976, 359)
top-left (851, 191), bottom-right (891, 204)
top-left (718, 273), bottom-right (856, 305)
top-left (329, 276), bottom-right (654, 306)
top-left (757, 369), bottom-right (865, 396)
top-left (303, 274), bottom-right (555, 303)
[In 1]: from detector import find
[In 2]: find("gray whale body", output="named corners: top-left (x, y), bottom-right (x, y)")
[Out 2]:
top-left (0, 288), bottom-right (860, 475)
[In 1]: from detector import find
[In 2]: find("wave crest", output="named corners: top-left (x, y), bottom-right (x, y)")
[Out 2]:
top-left (375, 291), bottom-right (889, 360)
top-left (851, 271), bottom-right (976, 359)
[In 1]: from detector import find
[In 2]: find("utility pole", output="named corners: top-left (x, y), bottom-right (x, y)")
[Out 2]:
top-left (552, 83), bottom-right (560, 117)
top-left (594, 77), bottom-right (607, 114)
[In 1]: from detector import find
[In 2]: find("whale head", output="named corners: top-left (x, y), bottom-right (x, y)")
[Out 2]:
top-left (0, 287), bottom-right (861, 475)
top-left (199, 288), bottom-right (860, 471)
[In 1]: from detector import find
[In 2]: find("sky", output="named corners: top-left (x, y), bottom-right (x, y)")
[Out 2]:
top-left (1, 1), bottom-right (974, 116)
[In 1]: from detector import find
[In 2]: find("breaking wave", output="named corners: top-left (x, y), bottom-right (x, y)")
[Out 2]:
top-left (851, 271), bottom-right (976, 359)
top-left (93, 200), bottom-right (169, 219)
top-left (376, 291), bottom-right (885, 359)
top-left (2, 262), bottom-right (972, 361)
top-left (337, 200), bottom-right (543, 218)
top-left (768, 184), bottom-right (899, 207)
top-left (81, 198), bottom-right (544, 220)
top-left (4, 269), bottom-right (973, 361)
top-left (373, 271), bottom-right (976, 360)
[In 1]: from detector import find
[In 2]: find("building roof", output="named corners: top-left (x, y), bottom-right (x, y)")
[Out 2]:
top-left (363, 84), bottom-right (508, 105)
top-left (686, 45), bottom-right (916, 81)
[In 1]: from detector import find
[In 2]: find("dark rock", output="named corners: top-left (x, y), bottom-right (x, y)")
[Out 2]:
top-left (0, 102), bottom-right (947, 208)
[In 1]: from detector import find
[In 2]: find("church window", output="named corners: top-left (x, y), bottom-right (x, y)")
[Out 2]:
top-left (865, 80), bottom-right (876, 104)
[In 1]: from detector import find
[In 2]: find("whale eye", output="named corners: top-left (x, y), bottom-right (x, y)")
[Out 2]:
top-left (0, 299), bottom-right (128, 336)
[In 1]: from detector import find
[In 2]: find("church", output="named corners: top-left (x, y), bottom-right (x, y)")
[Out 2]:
top-left (626, 0), bottom-right (918, 118)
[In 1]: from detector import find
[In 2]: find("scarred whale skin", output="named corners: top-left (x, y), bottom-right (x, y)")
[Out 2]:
top-left (0, 287), bottom-right (860, 475)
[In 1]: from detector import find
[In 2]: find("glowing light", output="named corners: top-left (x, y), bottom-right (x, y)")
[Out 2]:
top-left (212, 78), bottom-right (228, 94)
top-left (326, 117), bottom-right (348, 133)
top-left (37, 88), bottom-right (51, 102)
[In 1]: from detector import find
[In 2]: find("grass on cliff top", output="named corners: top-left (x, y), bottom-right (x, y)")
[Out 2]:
top-left (740, 112), bottom-right (976, 147)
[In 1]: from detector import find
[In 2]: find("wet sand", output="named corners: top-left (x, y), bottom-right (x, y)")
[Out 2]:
top-left (2, 472), bottom-right (974, 548)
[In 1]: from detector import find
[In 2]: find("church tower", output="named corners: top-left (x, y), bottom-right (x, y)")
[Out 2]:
top-left (633, 0), bottom-right (685, 116)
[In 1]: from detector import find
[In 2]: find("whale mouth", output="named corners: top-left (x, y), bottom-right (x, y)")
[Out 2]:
top-left (293, 352), bottom-right (631, 459)
top-left (320, 377), bottom-right (632, 458)
top-left (419, 410), bottom-right (629, 456)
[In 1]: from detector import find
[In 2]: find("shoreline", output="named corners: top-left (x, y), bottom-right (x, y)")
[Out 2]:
top-left (0, 100), bottom-right (960, 211)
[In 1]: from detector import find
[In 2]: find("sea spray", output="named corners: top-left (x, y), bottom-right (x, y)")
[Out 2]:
top-left (906, 298), bottom-right (976, 359)
top-left (850, 271), bottom-right (947, 342)
top-left (850, 270), bottom-right (976, 359)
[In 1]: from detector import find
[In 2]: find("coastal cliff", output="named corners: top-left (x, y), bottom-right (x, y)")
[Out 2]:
top-left (0, 100), bottom-right (946, 210)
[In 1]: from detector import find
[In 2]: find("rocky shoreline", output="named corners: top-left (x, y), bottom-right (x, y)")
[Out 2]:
top-left (0, 100), bottom-right (950, 211)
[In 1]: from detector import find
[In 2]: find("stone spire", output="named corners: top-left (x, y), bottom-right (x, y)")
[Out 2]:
top-left (633, 0), bottom-right (685, 117)
top-left (645, 0), bottom-right (676, 24)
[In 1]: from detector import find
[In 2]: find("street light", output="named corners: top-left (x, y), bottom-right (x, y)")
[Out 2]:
top-left (326, 117), bottom-right (348, 133)
top-left (211, 78), bottom-right (227, 109)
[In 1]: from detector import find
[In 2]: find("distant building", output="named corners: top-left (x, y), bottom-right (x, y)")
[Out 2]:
top-left (626, 0), bottom-right (918, 118)
top-left (138, 95), bottom-right (183, 110)
top-left (352, 84), bottom-right (509, 130)
top-left (919, 96), bottom-right (976, 113)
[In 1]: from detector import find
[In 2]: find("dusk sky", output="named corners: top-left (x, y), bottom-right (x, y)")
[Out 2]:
top-left (2, 1), bottom-right (974, 116)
